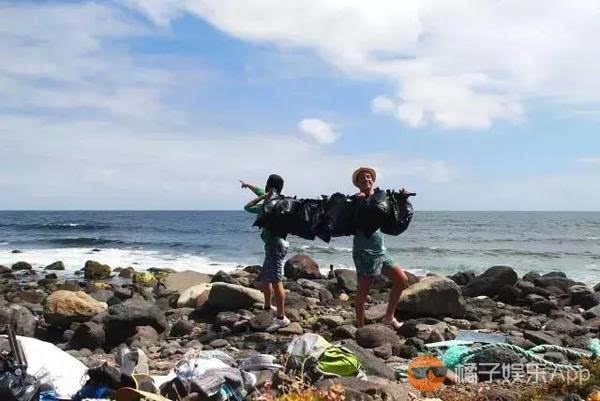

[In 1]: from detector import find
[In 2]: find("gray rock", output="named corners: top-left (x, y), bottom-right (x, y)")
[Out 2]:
top-left (534, 277), bottom-right (579, 292)
top-left (365, 303), bottom-right (387, 322)
top-left (335, 269), bottom-right (357, 293)
top-left (11, 261), bottom-right (32, 271)
top-left (470, 347), bottom-right (521, 381)
top-left (338, 340), bottom-right (396, 380)
top-left (84, 260), bottom-right (111, 280)
top-left (568, 285), bottom-right (599, 309)
top-left (209, 339), bottom-right (228, 348)
top-left (523, 330), bottom-right (562, 346)
top-left (284, 254), bottom-right (322, 279)
top-left (104, 299), bottom-right (166, 345)
top-left (278, 322), bottom-right (303, 335)
top-left (373, 343), bottom-right (393, 359)
top-left (448, 270), bottom-right (475, 286)
top-left (544, 317), bottom-right (589, 336)
top-left (531, 299), bottom-right (557, 314)
top-left (497, 285), bottom-right (523, 305)
top-left (594, 282), bottom-right (600, 292)
top-left (319, 315), bottom-right (345, 328)
top-left (396, 276), bottom-right (466, 318)
top-left (164, 270), bottom-right (211, 293)
top-left (69, 321), bottom-right (105, 350)
top-left (210, 270), bottom-right (240, 285)
top-left (356, 324), bottom-right (400, 349)
top-left (119, 267), bottom-right (135, 278)
top-left (333, 325), bottom-right (357, 340)
top-left (542, 271), bottom-right (567, 278)
top-left (522, 271), bottom-right (541, 282)
top-left (216, 311), bottom-right (243, 328)
top-left (128, 326), bottom-right (159, 347)
top-left (90, 290), bottom-right (114, 303)
top-left (208, 283), bottom-right (264, 311)
top-left (45, 261), bottom-right (65, 271)
top-left (170, 319), bottom-right (194, 337)
top-left (0, 305), bottom-right (36, 336)
top-left (463, 266), bottom-right (518, 297)
top-left (584, 304), bottom-right (600, 319)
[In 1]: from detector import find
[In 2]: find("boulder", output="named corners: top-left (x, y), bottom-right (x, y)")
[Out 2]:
top-left (568, 285), bottom-right (600, 309)
top-left (0, 305), bottom-right (36, 336)
top-left (338, 340), bottom-right (395, 379)
top-left (9, 290), bottom-right (46, 304)
top-left (210, 270), bottom-right (240, 285)
top-left (318, 315), bottom-right (345, 328)
top-left (11, 261), bottom-right (32, 271)
top-left (119, 267), bottom-right (135, 278)
top-left (396, 276), bottom-right (466, 318)
top-left (594, 282), bottom-right (600, 292)
top-left (448, 270), bottom-right (475, 286)
top-left (44, 290), bottom-right (108, 327)
top-left (544, 317), bottom-right (589, 336)
top-left (0, 265), bottom-right (10, 274)
top-left (356, 324), bottom-right (401, 349)
top-left (89, 290), bottom-right (114, 303)
top-left (523, 330), bottom-right (562, 346)
top-left (522, 271), bottom-right (541, 282)
top-left (128, 326), bottom-right (159, 347)
top-left (69, 321), bottom-right (105, 349)
top-left (208, 283), bottom-right (264, 311)
top-left (534, 277), bottom-right (579, 292)
top-left (44, 261), bottom-right (65, 270)
top-left (104, 299), bottom-right (167, 345)
top-left (170, 319), bottom-right (194, 337)
top-left (470, 347), bottom-right (522, 381)
top-left (584, 304), bottom-right (600, 319)
top-left (163, 271), bottom-right (210, 293)
top-left (284, 254), bottom-right (322, 279)
top-left (177, 283), bottom-right (212, 308)
top-left (84, 260), bottom-right (111, 280)
top-left (463, 266), bottom-right (518, 297)
top-left (335, 269), bottom-right (357, 292)
top-left (542, 271), bottom-right (567, 278)
top-left (531, 299), bottom-right (558, 314)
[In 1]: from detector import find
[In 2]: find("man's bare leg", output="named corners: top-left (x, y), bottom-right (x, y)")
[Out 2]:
top-left (273, 281), bottom-right (286, 318)
top-left (355, 276), bottom-right (373, 328)
top-left (382, 265), bottom-right (408, 325)
top-left (262, 282), bottom-right (273, 310)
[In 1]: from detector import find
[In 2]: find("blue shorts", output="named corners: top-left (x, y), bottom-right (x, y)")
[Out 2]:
top-left (352, 250), bottom-right (395, 278)
top-left (259, 240), bottom-right (288, 283)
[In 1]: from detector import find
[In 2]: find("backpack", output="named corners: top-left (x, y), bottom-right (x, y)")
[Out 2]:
top-left (315, 345), bottom-right (362, 378)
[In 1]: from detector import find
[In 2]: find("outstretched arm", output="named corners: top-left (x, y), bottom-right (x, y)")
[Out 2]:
top-left (239, 180), bottom-right (265, 197)
top-left (244, 190), bottom-right (272, 214)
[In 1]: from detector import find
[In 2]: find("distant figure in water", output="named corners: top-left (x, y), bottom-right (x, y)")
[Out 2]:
top-left (351, 167), bottom-right (409, 330)
top-left (240, 174), bottom-right (291, 332)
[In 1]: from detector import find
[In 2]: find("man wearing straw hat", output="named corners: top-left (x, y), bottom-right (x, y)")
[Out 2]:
top-left (351, 167), bottom-right (409, 330)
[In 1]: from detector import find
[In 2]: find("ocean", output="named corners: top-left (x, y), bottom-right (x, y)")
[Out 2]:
top-left (0, 211), bottom-right (599, 282)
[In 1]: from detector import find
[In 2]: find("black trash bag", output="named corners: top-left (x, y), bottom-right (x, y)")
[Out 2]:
top-left (252, 195), bottom-right (298, 238)
top-left (291, 199), bottom-right (324, 240)
top-left (380, 190), bottom-right (414, 236)
top-left (315, 193), bottom-right (356, 242)
top-left (354, 188), bottom-right (390, 238)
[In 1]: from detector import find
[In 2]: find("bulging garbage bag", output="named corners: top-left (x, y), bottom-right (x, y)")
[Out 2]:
top-left (380, 190), bottom-right (414, 236)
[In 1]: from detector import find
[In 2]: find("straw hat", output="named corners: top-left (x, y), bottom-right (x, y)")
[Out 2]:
top-left (352, 166), bottom-right (376, 187)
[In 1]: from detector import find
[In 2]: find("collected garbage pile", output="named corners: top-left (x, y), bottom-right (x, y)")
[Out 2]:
top-left (253, 188), bottom-right (415, 242)
top-left (1, 328), bottom-right (367, 401)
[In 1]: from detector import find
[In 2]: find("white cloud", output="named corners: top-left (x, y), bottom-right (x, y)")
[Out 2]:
top-left (371, 96), bottom-right (395, 114)
top-left (298, 118), bottom-right (340, 144)
top-left (577, 157), bottom-right (600, 165)
top-left (126, 0), bottom-right (600, 130)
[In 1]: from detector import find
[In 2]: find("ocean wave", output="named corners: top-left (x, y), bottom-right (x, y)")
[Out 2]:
top-left (292, 244), bottom-right (352, 254)
top-left (0, 222), bottom-right (111, 230)
top-left (46, 237), bottom-right (124, 246)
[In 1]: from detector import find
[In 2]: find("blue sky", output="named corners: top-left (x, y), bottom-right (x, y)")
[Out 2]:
top-left (1, 1), bottom-right (600, 210)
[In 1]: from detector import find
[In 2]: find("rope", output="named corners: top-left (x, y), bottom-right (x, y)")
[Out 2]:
top-left (395, 338), bottom-right (599, 380)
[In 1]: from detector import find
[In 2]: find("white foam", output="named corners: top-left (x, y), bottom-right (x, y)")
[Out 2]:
top-left (0, 247), bottom-right (240, 274)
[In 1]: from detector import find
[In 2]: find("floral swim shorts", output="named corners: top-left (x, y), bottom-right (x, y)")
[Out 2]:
top-left (259, 240), bottom-right (289, 283)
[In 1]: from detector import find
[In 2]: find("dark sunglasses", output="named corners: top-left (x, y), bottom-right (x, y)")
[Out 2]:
top-left (409, 365), bottom-right (448, 379)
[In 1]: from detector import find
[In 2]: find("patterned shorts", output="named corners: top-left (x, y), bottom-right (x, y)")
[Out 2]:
top-left (259, 241), bottom-right (288, 283)
top-left (352, 251), bottom-right (395, 278)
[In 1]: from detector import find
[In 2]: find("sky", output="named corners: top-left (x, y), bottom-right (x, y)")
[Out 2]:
top-left (1, 0), bottom-right (600, 211)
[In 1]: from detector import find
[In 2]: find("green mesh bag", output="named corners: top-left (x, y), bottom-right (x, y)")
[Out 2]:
top-left (316, 346), bottom-right (362, 377)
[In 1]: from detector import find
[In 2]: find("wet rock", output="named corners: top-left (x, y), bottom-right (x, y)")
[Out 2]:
top-left (211, 270), bottom-right (240, 285)
top-left (208, 283), bottom-right (263, 311)
top-left (44, 290), bottom-right (108, 327)
top-left (0, 305), bottom-right (36, 336)
top-left (177, 283), bottom-right (212, 308)
top-left (284, 254), bottom-right (322, 279)
top-left (543, 271), bottom-right (567, 278)
top-left (522, 271), bottom-right (541, 282)
top-left (84, 260), bottom-right (111, 280)
top-left (45, 261), bottom-right (65, 270)
top-left (569, 285), bottom-right (599, 309)
top-left (170, 319), bottom-right (194, 337)
top-left (104, 299), bottom-right (166, 345)
top-left (69, 321), bottom-right (105, 349)
top-left (356, 324), bottom-right (400, 349)
top-left (396, 276), bottom-right (466, 318)
top-left (448, 270), bottom-right (475, 286)
top-left (12, 261), bottom-right (32, 271)
top-left (335, 269), bottom-right (357, 293)
top-left (463, 265), bottom-right (518, 297)
top-left (11, 250), bottom-right (22, 254)
top-left (164, 270), bottom-right (211, 293)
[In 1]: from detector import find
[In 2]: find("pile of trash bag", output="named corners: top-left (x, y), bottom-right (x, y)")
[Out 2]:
top-left (253, 188), bottom-right (414, 241)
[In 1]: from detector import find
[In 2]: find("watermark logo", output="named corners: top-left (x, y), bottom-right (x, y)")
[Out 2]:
top-left (407, 355), bottom-right (447, 391)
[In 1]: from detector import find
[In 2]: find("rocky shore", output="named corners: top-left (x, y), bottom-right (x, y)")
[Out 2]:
top-left (0, 254), bottom-right (599, 401)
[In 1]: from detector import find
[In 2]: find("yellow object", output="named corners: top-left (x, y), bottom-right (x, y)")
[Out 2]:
top-left (588, 391), bottom-right (600, 401)
top-left (133, 272), bottom-right (157, 285)
top-left (91, 282), bottom-right (111, 290)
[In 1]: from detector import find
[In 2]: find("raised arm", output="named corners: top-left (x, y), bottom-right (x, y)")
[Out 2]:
top-left (239, 180), bottom-right (266, 197)
top-left (244, 190), bottom-right (271, 214)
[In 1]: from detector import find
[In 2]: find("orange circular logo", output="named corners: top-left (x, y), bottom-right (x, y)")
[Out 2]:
top-left (407, 355), bottom-right (447, 392)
